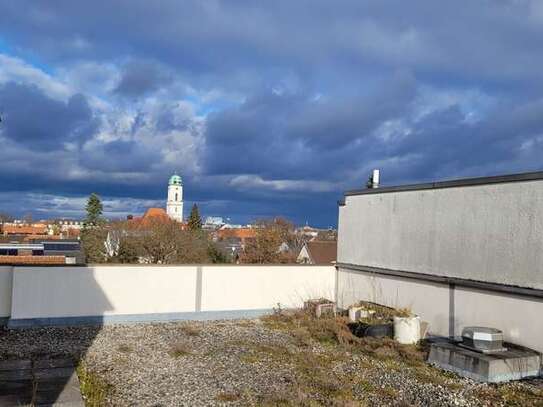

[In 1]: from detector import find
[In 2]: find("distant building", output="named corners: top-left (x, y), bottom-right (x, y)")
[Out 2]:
top-left (203, 216), bottom-right (225, 230)
top-left (1, 223), bottom-right (48, 236)
top-left (297, 241), bottom-right (337, 264)
top-left (214, 227), bottom-right (257, 260)
top-left (130, 174), bottom-right (185, 224)
top-left (0, 240), bottom-right (83, 265)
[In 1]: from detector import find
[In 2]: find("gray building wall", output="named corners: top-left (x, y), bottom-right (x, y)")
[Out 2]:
top-left (338, 178), bottom-right (543, 289)
top-left (337, 267), bottom-right (543, 353)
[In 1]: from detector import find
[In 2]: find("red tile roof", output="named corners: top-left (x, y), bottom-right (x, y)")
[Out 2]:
top-left (304, 241), bottom-right (337, 264)
top-left (143, 207), bottom-right (169, 219)
top-left (0, 255), bottom-right (66, 265)
top-left (127, 207), bottom-right (187, 230)
top-left (1, 225), bottom-right (48, 235)
top-left (216, 228), bottom-right (256, 240)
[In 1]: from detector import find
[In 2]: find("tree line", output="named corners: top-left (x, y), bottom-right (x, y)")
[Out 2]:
top-left (80, 193), bottom-right (309, 265)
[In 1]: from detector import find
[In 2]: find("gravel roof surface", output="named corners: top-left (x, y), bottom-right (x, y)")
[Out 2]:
top-left (1, 319), bottom-right (542, 406)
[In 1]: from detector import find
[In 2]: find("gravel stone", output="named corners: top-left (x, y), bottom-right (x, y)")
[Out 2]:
top-left (1, 320), bottom-right (541, 406)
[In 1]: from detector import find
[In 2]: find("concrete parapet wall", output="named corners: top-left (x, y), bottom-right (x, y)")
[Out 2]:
top-left (338, 267), bottom-right (543, 353)
top-left (338, 178), bottom-right (543, 289)
top-left (0, 266), bottom-right (13, 320)
top-left (7, 264), bottom-right (335, 325)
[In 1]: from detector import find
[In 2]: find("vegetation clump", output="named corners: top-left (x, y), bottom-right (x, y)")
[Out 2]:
top-left (169, 342), bottom-right (192, 358)
top-left (352, 301), bottom-right (412, 325)
top-left (77, 362), bottom-right (111, 407)
top-left (180, 325), bottom-right (201, 337)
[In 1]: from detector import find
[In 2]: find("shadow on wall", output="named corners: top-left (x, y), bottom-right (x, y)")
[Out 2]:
top-left (0, 267), bottom-right (113, 405)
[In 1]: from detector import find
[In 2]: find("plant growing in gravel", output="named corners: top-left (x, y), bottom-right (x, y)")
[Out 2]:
top-left (216, 391), bottom-right (241, 402)
top-left (77, 362), bottom-right (111, 407)
top-left (117, 343), bottom-right (133, 353)
top-left (181, 325), bottom-right (201, 337)
top-left (169, 342), bottom-right (192, 358)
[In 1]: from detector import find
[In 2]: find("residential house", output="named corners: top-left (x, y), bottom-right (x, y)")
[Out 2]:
top-left (297, 240), bottom-right (337, 264)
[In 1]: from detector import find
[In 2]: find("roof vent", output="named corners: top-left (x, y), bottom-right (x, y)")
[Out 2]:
top-left (366, 169), bottom-right (380, 189)
top-left (460, 326), bottom-right (507, 353)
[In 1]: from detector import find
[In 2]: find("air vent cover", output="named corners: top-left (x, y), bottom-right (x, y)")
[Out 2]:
top-left (460, 326), bottom-right (507, 353)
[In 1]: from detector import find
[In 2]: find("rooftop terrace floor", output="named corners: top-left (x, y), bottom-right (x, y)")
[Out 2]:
top-left (0, 316), bottom-right (542, 406)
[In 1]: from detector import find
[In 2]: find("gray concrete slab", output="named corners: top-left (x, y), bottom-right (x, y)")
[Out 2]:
top-left (428, 341), bottom-right (542, 383)
top-left (0, 393), bottom-right (33, 406)
top-left (34, 359), bottom-right (74, 370)
top-left (0, 360), bottom-right (31, 371)
top-left (0, 359), bottom-right (84, 406)
top-left (34, 368), bottom-right (76, 381)
top-left (0, 369), bottom-right (32, 381)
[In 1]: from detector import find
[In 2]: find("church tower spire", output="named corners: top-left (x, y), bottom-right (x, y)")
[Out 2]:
top-left (166, 173), bottom-right (183, 222)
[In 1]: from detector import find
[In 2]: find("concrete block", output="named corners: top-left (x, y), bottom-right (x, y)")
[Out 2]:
top-left (304, 299), bottom-right (336, 318)
top-left (428, 342), bottom-right (541, 383)
top-left (348, 306), bottom-right (375, 322)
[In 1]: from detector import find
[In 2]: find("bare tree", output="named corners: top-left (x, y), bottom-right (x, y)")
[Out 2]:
top-left (123, 217), bottom-right (213, 264)
top-left (241, 217), bottom-right (297, 264)
top-left (0, 212), bottom-right (13, 224)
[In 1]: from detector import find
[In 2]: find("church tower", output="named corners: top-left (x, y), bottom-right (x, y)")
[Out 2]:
top-left (166, 174), bottom-right (183, 222)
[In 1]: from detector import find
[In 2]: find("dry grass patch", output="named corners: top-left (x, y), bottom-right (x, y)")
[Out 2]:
top-left (169, 341), bottom-right (192, 358)
top-left (261, 309), bottom-right (543, 406)
top-left (471, 383), bottom-right (543, 407)
top-left (262, 310), bottom-right (358, 347)
top-left (116, 343), bottom-right (133, 353)
top-left (77, 362), bottom-right (111, 407)
top-left (216, 391), bottom-right (241, 402)
top-left (180, 325), bottom-right (201, 337)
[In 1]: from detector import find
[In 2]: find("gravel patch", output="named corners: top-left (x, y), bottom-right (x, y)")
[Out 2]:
top-left (1, 320), bottom-right (541, 406)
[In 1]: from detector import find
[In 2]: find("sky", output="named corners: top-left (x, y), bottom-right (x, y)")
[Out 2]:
top-left (1, 1), bottom-right (543, 227)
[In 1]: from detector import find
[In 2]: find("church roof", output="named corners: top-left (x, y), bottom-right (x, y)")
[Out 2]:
top-left (143, 207), bottom-right (169, 219)
top-left (169, 174), bottom-right (182, 185)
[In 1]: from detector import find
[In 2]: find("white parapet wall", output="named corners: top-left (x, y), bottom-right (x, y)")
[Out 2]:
top-left (8, 264), bottom-right (335, 326)
top-left (201, 265), bottom-right (335, 311)
top-left (0, 266), bottom-right (13, 321)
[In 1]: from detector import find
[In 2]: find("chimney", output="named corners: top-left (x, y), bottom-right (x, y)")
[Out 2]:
top-left (366, 169), bottom-right (380, 189)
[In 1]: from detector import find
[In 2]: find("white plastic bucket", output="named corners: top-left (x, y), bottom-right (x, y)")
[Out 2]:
top-left (393, 316), bottom-right (421, 344)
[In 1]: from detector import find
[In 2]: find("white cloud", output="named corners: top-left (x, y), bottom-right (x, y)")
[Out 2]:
top-left (229, 175), bottom-right (336, 192)
top-left (0, 53), bottom-right (71, 100)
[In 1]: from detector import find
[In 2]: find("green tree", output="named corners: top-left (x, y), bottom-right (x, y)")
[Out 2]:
top-left (207, 242), bottom-right (229, 263)
top-left (81, 227), bottom-right (108, 263)
top-left (114, 236), bottom-right (140, 264)
top-left (187, 204), bottom-right (202, 231)
top-left (84, 193), bottom-right (104, 227)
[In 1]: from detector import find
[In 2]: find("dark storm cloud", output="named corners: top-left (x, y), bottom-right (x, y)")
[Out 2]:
top-left (2, 1), bottom-right (543, 89)
top-left (0, 82), bottom-right (97, 150)
top-left (1, 1), bottom-right (543, 226)
top-left (113, 60), bottom-right (172, 98)
top-left (204, 73), bottom-right (417, 179)
top-left (80, 140), bottom-right (156, 172)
